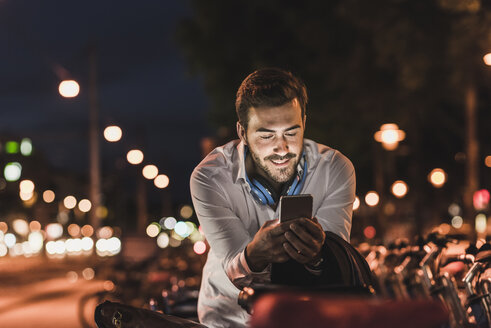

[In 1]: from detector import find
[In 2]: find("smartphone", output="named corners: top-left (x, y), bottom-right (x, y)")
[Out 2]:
top-left (279, 194), bottom-right (313, 222)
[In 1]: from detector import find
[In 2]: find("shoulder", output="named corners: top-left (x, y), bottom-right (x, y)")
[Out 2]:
top-left (304, 139), bottom-right (354, 175)
top-left (190, 140), bottom-right (239, 190)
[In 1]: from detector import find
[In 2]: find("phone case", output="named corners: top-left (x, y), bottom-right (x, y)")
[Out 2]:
top-left (279, 194), bottom-right (313, 222)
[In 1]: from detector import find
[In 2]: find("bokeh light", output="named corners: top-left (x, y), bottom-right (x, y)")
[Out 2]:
top-left (20, 138), bottom-right (32, 156)
top-left (352, 196), bottom-right (360, 211)
top-left (103, 126), bottom-right (122, 142)
top-left (19, 179), bottom-right (35, 194)
top-left (28, 231), bottom-right (44, 253)
top-left (43, 190), bottom-right (55, 203)
top-left (180, 205), bottom-right (194, 219)
top-left (46, 223), bottom-right (63, 240)
top-left (146, 223), bottom-right (161, 238)
top-left (81, 225), bottom-right (94, 237)
top-left (365, 191), bottom-right (380, 207)
top-left (428, 168), bottom-right (446, 188)
top-left (4, 233), bottom-right (16, 248)
top-left (363, 226), bottom-right (376, 239)
top-left (485, 155), bottom-right (491, 168)
top-left (154, 174), bottom-right (169, 188)
top-left (68, 224), bottom-right (81, 237)
top-left (142, 165), bottom-right (158, 180)
top-left (12, 219), bottom-right (29, 236)
top-left (78, 199), bottom-right (92, 213)
top-left (97, 226), bottom-right (113, 239)
top-left (163, 217), bottom-right (177, 230)
top-left (5, 141), bottom-right (19, 154)
top-left (29, 220), bottom-right (41, 232)
top-left (473, 189), bottom-right (490, 210)
top-left (448, 203), bottom-right (461, 216)
top-left (391, 180), bottom-right (408, 198)
top-left (0, 222), bottom-right (7, 233)
top-left (451, 216), bottom-right (463, 229)
top-left (58, 80), bottom-right (80, 98)
top-left (193, 241), bottom-right (207, 255)
top-left (157, 232), bottom-right (170, 248)
top-left (127, 149), bottom-right (144, 165)
top-left (175, 221), bottom-right (191, 238)
top-left (475, 214), bottom-right (487, 234)
top-left (19, 191), bottom-right (33, 201)
top-left (64, 195), bottom-right (77, 209)
top-left (4, 162), bottom-right (22, 182)
top-left (484, 53), bottom-right (491, 66)
top-left (374, 123), bottom-right (405, 151)
top-left (82, 268), bottom-right (95, 280)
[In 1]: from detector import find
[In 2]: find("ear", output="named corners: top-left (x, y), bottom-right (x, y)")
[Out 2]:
top-left (236, 121), bottom-right (247, 145)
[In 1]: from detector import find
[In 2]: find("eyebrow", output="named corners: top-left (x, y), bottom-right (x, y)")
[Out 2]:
top-left (255, 125), bottom-right (301, 133)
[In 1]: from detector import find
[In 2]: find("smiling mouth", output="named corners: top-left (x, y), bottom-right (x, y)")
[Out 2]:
top-left (270, 158), bottom-right (290, 166)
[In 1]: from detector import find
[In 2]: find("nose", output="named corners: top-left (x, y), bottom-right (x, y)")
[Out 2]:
top-left (273, 136), bottom-right (289, 155)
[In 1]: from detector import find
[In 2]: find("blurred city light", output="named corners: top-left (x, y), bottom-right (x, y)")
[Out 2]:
top-left (20, 138), bottom-right (32, 156)
top-left (127, 149), bottom-right (144, 165)
top-left (154, 174), bottom-right (169, 188)
top-left (66, 238), bottom-right (83, 253)
top-left (66, 271), bottom-right (78, 283)
top-left (157, 232), bottom-right (170, 248)
top-left (180, 205), bottom-right (194, 219)
top-left (97, 226), bottom-right (114, 239)
top-left (142, 165), bottom-right (158, 180)
top-left (19, 191), bottom-right (33, 201)
top-left (484, 53), bottom-right (491, 66)
top-left (63, 195), bottom-right (77, 209)
top-left (374, 123), bottom-right (406, 151)
top-left (103, 125), bottom-right (123, 142)
top-left (81, 224), bottom-right (94, 237)
top-left (12, 219), bottom-right (29, 236)
top-left (81, 237), bottom-right (94, 251)
top-left (473, 189), bottom-right (490, 210)
top-left (391, 180), bottom-right (408, 198)
top-left (175, 221), bottom-right (191, 238)
top-left (82, 268), bottom-right (95, 280)
top-left (5, 141), bottom-right (19, 154)
top-left (46, 223), bottom-right (63, 240)
top-left (146, 223), bottom-right (160, 238)
top-left (451, 216), bottom-right (463, 229)
top-left (78, 199), bottom-right (92, 212)
top-left (95, 237), bottom-right (121, 256)
top-left (163, 217), bottom-right (177, 230)
top-left (486, 156), bottom-right (491, 168)
top-left (96, 206), bottom-right (108, 219)
top-left (475, 214), bottom-right (487, 234)
top-left (4, 233), bottom-right (16, 248)
top-left (68, 224), bottom-right (81, 237)
top-left (428, 168), bottom-right (447, 188)
top-left (19, 179), bottom-right (35, 194)
top-left (58, 80), bottom-right (80, 98)
top-left (365, 191), bottom-right (380, 207)
top-left (28, 231), bottom-right (44, 253)
top-left (169, 236), bottom-right (182, 247)
top-left (42, 190), bottom-right (55, 203)
top-left (4, 162), bottom-right (22, 182)
top-left (29, 220), bottom-right (41, 232)
top-left (353, 196), bottom-right (360, 211)
top-left (0, 222), bottom-right (7, 233)
top-left (363, 226), bottom-right (376, 239)
top-left (448, 203), bottom-right (461, 216)
top-left (0, 244), bottom-right (7, 257)
top-left (193, 241), bottom-right (207, 255)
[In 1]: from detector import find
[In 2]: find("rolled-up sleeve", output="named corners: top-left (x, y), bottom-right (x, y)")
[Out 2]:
top-left (315, 151), bottom-right (356, 242)
top-left (190, 167), bottom-right (269, 289)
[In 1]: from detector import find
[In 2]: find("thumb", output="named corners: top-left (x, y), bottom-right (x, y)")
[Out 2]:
top-left (263, 218), bottom-right (280, 227)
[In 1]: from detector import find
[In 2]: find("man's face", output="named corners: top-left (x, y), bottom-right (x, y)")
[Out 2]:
top-left (238, 99), bottom-right (305, 185)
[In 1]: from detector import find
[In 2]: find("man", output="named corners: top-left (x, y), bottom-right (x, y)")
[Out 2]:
top-left (190, 68), bottom-right (356, 327)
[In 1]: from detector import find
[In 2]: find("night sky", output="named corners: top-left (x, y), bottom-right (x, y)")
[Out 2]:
top-left (0, 1), bottom-right (211, 204)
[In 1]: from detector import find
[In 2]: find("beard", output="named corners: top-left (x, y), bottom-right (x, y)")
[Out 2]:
top-left (249, 148), bottom-right (300, 184)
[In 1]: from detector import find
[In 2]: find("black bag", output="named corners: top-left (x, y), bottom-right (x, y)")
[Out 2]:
top-left (271, 231), bottom-right (376, 291)
top-left (94, 300), bottom-right (206, 328)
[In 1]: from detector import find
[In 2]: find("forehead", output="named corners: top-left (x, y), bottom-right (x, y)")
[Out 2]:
top-left (247, 99), bottom-right (303, 130)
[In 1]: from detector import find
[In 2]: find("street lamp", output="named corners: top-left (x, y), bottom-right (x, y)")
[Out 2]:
top-left (58, 80), bottom-right (80, 98)
top-left (374, 123), bottom-right (406, 151)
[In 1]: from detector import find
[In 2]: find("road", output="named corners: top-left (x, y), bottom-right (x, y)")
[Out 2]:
top-left (0, 255), bottom-right (109, 328)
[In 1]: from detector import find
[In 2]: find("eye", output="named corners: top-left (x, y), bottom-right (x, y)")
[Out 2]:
top-left (260, 135), bottom-right (274, 140)
top-left (285, 132), bottom-right (297, 137)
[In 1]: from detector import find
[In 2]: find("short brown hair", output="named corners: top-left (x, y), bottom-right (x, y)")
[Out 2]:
top-left (235, 68), bottom-right (308, 130)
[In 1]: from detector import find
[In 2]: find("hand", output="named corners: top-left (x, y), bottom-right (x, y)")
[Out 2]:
top-left (282, 217), bottom-right (326, 265)
top-left (246, 219), bottom-right (291, 272)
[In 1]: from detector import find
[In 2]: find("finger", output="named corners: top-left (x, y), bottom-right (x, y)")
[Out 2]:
top-left (296, 218), bottom-right (325, 240)
top-left (289, 222), bottom-right (322, 246)
top-left (270, 221), bottom-right (292, 236)
top-left (283, 242), bottom-right (310, 264)
top-left (284, 230), bottom-right (317, 258)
